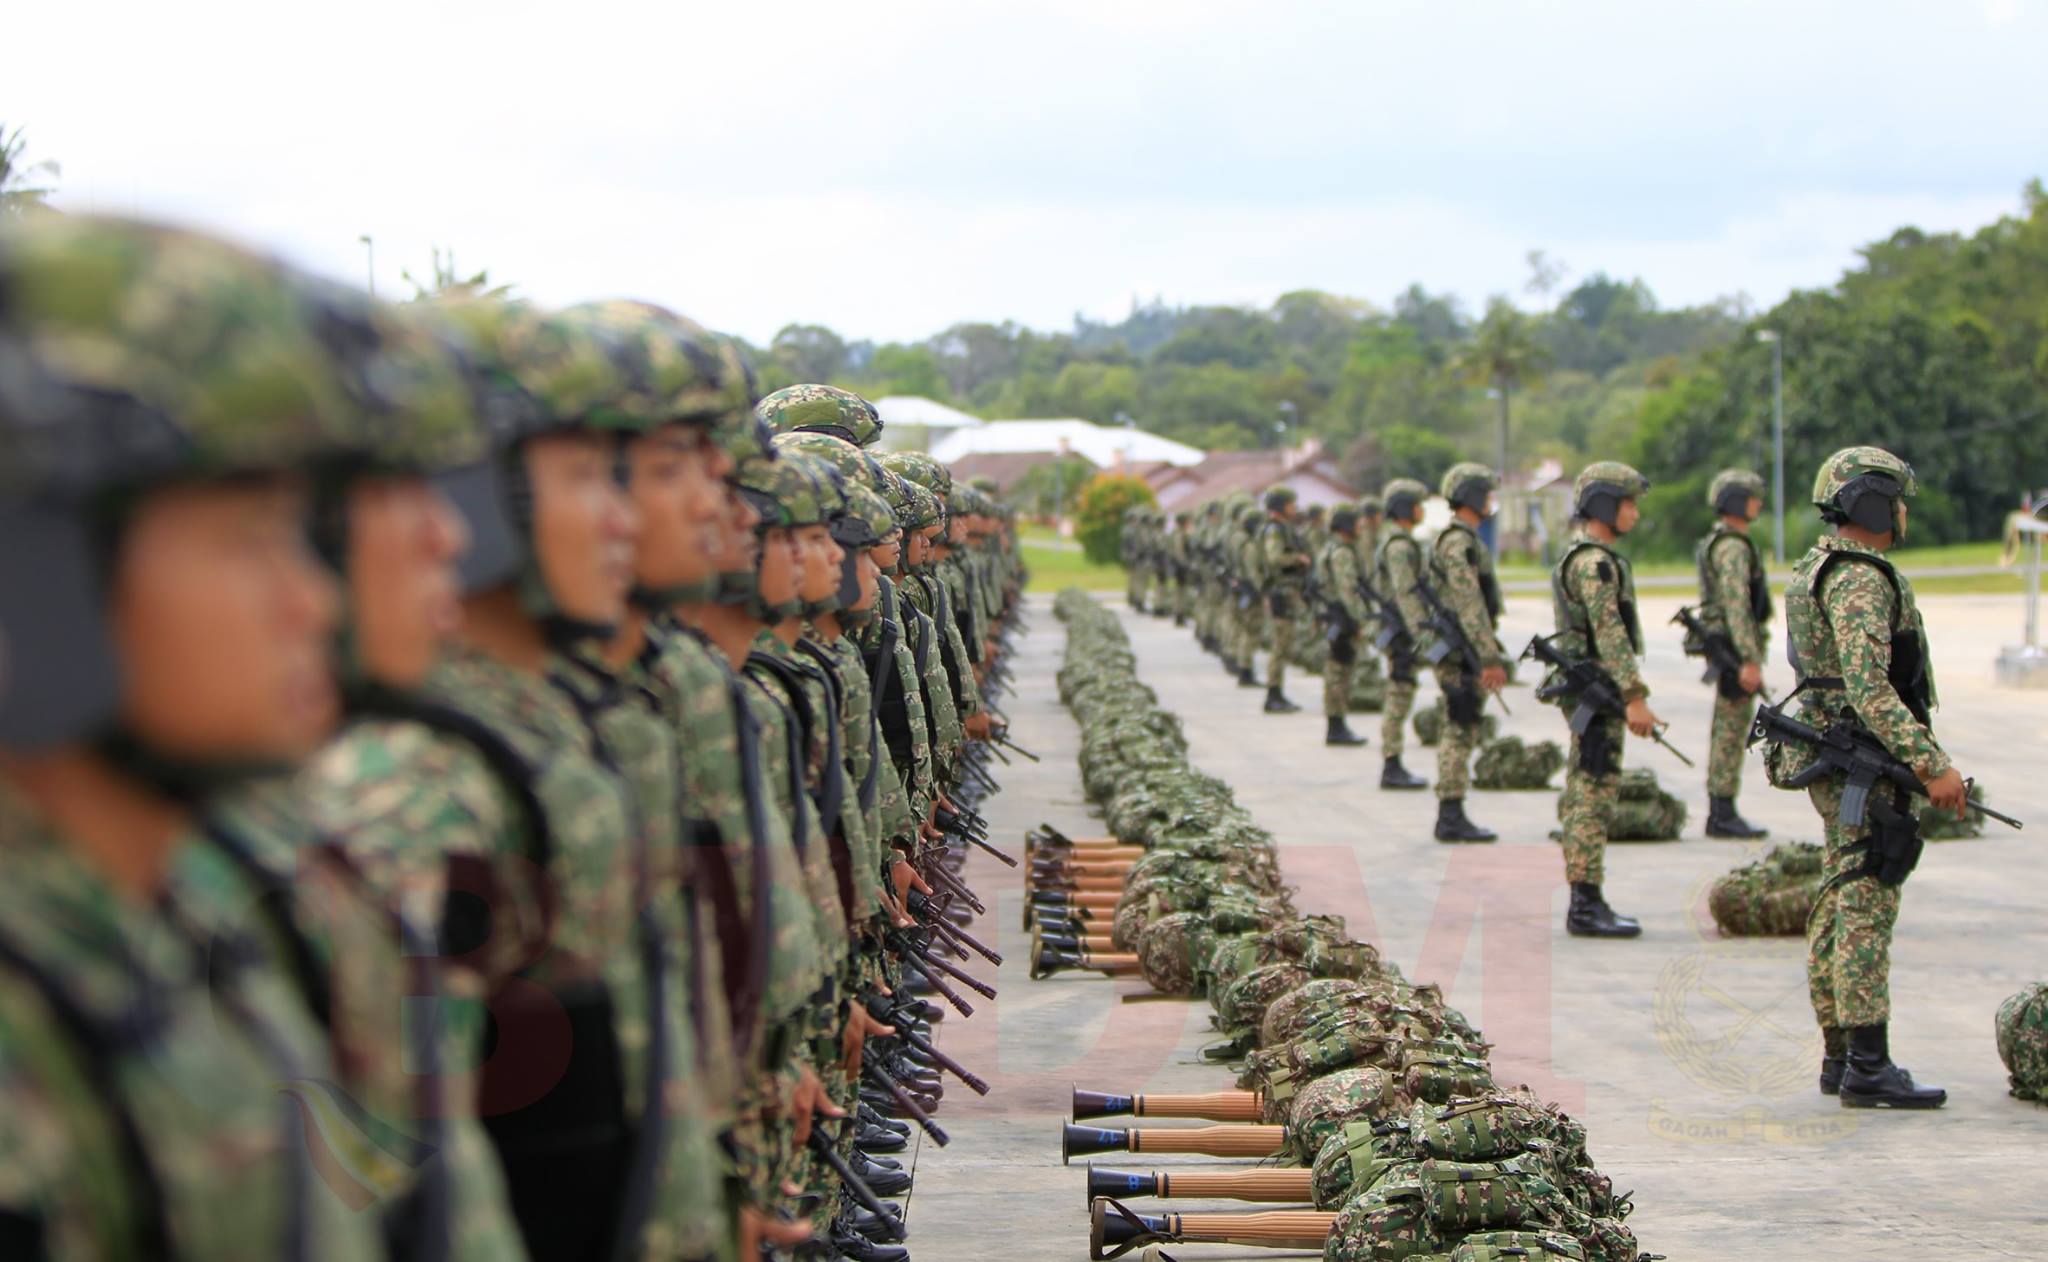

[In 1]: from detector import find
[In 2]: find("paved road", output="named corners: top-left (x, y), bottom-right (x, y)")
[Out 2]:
top-left (911, 591), bottom-right (2048, 1260)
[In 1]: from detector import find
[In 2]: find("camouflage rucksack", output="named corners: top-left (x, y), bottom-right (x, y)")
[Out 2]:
top-left (1322, 1169), bottom-right (1450, 1262)
top-left (1263, 978), bottom-right (1370, 1048)
top-left (1135, 911), bottom-right (1220, 996)
top-left (1449, 1231), bottom-right (1586, 1261)
top-left (1212, 961), bottom-right (1313, 1050)
top-left (1286, 1067), bottom-right (1402, 1161)
top-left (1311, 1121), bottom-right (1414, 1209)
top-left (1403, 1055), bottom-right (1497, 1105)
top-left (1707, 841), bottom-right (1824, 937)
top-left (1417, 1156), bottom-right (1568, 1233)
top-left (1416, 1093), bottom-right (1587, 1168)
top-left (1605, 769), bottom-right (1687, 841)
top-left (1472, 737), bottom-right (1567, 791)
top-left (1995, 982), bottom-right (2048, 1102)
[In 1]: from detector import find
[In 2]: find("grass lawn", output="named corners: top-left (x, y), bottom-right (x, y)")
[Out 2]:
top-left (1023, 539), bottom-right (1123, 592)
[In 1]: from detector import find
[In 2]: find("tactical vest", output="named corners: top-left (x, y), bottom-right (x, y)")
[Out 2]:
top-left (1432, 522), bottom-right (1503, 624)
top-left (1550, 537), bottom-right (1642, 661)
top-left (1784, 544), bottom-right (1933, 726)
top-left (1695, 525), bottom-right (1772, 629)
top-left (1374, 533), bottom-right (1423, 638)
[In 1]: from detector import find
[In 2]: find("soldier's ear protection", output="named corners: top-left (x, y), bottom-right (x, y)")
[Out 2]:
top-left (1712, 483), bottom-right (1755, 519)
top-left (1449, 477), bottom-right (1491, 514)
top-left (1834, 472), bottom-right (1905, 535)
top-left (1577, 481), bottom-right (1630, 528)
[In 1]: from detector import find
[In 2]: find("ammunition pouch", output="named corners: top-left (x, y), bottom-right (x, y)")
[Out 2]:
top-left (1327, 607), bottom-right (1359, 665)
top-left (1268, 589), bottom-right (1299, 621)
top-left (1443, 675), bottom-right (1483, 728)
top-left (1385, 636), bottom-right (1418, 685)
top-left (1576, 714), bottom-right (1620, 777)
top-left (1852, 792), bottom-right (1924, 888)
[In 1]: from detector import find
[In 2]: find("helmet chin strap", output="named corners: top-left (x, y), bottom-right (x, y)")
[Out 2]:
top-left (92, 728), bottom-right (293, 806)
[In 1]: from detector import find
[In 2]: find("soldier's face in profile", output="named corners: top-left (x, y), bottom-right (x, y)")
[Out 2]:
top-left (1744, 495), bottom-right (1763, 523)
top-left (348, 475), bottom-right (469, 690)
top-left (111, 477), bottom-right (340, 764)
top-left (1615, 499), bottom-right (1642, 534)
top-left (528, 432), bottom-right (641, 625)
top-left (627, 424), bottom-right (725, 591)
top-left (797, 524), bottom-right (843, 603)
top-left (757, 526), bottom-right (801, 608)
top-left (713, 487), bottom-right (761, 576)
top-left (854, 551), bottom-right (881, 612)
top-left (870, 532), bottom-right (903, 573)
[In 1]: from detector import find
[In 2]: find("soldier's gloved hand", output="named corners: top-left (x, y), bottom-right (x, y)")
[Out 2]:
top-left (1923, 767), bottom-right (1968, 817)
top-left (1624, 696), bottom-right (1659, 738)
top-left (1479, 665), bottom-right (1508, 693)
top-left (1739, 662), bottom-right (1764, 694)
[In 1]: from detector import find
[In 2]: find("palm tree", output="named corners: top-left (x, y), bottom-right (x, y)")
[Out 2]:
top-left (1457, 296), bottom-right (1549, 481)
top-left (0, 124), bottom-right (60, 218)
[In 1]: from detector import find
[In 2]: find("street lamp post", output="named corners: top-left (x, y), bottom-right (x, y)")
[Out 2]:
top-left (1756, 330), bottom-right (1785, 564)
top-left (359, 234), bottom-right (375, 298)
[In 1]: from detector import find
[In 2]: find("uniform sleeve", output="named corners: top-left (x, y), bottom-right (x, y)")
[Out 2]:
top-left (1822, 565), bottom-right (1951, 781)
top-left (1709, 536), bottom-right (1766, 664)
top-left (1567, 553), bottom-right (1648, 700)
top-left (1439, 535), bottom-right (1507, 667)
top-left (1386, 541), bottom-right (1431, 640)
top-left (1329, 547), bottom-right (1371, 624)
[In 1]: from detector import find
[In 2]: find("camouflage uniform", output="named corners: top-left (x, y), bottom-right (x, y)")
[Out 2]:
top-left (1376, 481), bottom-right (1433, 772)
top-left (0, 216), bottom-right (476, 1261)
top-left (1425, 467), bottom-right (1508, 805)
top-left (1317, 514), bottom-right (1374, 730)
top-left (1779, 446), bottom-right (1949, 1107)
top-left (1550, 533), bottom-right (1644, 884)
top-left (1260, 490), bottom-right (1313, 699)
top-left (1695, 470), bottom-right (1772, 805)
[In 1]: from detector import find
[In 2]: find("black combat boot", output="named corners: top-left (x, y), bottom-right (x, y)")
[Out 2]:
top-left (1565, 883), bottom-right (1642, 938)
top-left (1236, 664), bottom-right (1261, 688)
top-left (1839, 1024), bottom-right (1946, 1109)
top-left (1705, 796), bottom-right (1769, 838)
top-left (1380, 757), bottom-right (1427, 790)
top-left (1819, 1026), bottom-right (1846, 1096)
top-left (1325, 716), bottom-right (1367, 746)
top-left (1433, 798), bottom-right (1497, 842)
top-left (1264, 686), bottom-right (1301, 714)
top-left (1174, 613), bottom-right (1187, 627)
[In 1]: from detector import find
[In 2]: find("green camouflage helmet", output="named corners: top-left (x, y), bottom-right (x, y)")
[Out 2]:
top-left (1812, 445), bottom-right (1916, 534)
top-left (0, 214), bottom-right (473, 491)
top-left (559, 299), bottom-right (737, 430)
top-left (1707, 467), bottom-right (1767, 516)
top-left (1357, 495), bottom-right (1383, 517)
top-left (734, 447), bottom-right (828, 529)
top-left (757, 383), bottom-right (883, 446)
top-left (1572, 461), bottom-right (1649, 524)
top-left (1440, 462), bottom-right (1498, 513)
top-left (898, 478), bottom-right (941, 531)
top-left (1262, 484), bottom-right (1298, 512)
top-left (1382, 478), bottom-right (1430, 520)
top-left (967, 475), bottom-right (999, 495)
top-left (837, 481), bottom-right (898, 549)
top-left (880, 450), bottom-right (953, 506)
top-left (0, 215), bottom-right (483, 748)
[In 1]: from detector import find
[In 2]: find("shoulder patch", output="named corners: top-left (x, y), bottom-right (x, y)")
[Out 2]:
top-left (1595, 560), bottom-right (1613, 582)
top-left (1466, 545), bottom-right (1479, 567)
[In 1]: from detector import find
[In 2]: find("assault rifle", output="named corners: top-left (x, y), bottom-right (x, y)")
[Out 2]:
top-left (1671, 605), bottom-right (1772, 703)
top-left (1356, 574), bottom-right (1410, 650)
top-left (1748, 694), bottom-right (2021, 831)
top-left (1521, 632), bottom-right (1692, 767)
top-left (1412, 579), bottom-right (1509, 715)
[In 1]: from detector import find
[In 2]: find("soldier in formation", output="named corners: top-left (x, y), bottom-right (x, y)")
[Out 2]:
top-left (1258, 488), bottom-right (1312, 714)
top-left (1313, 506), bottom-right (1372, 747)
top-left (0, 214), bottom-right (1024, 1261)
top-left (1373, 479), bottom-right (1433, 791)
top-left (1545, 463), bottom-right (1657, 938)
top-left (1692, 469), bottom-right (1772, 838)
top-left (1424, 464), bottom-right (1509, 842)
top-left (1782, 447), bottom-right (1961, 1109)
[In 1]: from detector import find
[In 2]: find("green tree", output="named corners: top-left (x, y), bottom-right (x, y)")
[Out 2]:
top-left (771, 323), bottom-right (849, 382)
top-left (1457, 296), bottom-right (1550, 477)
top-left (0, 123), bottom-right (59, 218)
top-left (1074, 472), bottom-right (1157, 565)
top-left (401, 247), bottom-right (508, 300)
top-left (1008, 454), bottom-right (1097, 519)
top-left (861, 344), bottom-right (949, 399)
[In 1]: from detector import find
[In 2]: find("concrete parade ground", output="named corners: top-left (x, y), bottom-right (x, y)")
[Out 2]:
top-left (909, 589), bottom-right (2048, 1261)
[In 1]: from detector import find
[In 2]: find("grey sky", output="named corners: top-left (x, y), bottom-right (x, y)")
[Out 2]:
top-left (14, 0), bottom-right (2045, 342)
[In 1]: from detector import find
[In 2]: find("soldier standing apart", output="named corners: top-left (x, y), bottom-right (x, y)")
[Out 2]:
top-left (1696, 469), bottom-right (1772, 838)
top-left (1375, 479), bottom-right (1432, 790)
top-left (1787, 447), bottom-right (1962, 1109)
top-left (1316, 508), bottom-right (1372, 747)
top-left (1427, 464), bottom-right (1509, 841)
top-left (1550, 463), bottom-right (1657, 937)
top-left (1259, 486), bottom-right (1311, 713)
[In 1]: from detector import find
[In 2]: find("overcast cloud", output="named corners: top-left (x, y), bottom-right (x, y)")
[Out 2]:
top-left (12, 0), bottom-right (2046, 341)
